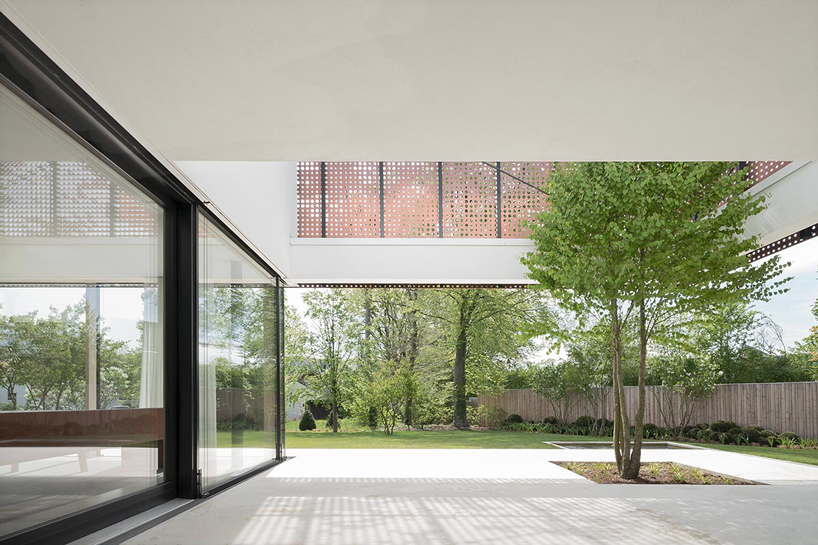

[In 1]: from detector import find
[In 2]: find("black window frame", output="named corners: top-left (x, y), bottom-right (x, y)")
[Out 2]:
top-left (0, 13), bottom-right (284, 545)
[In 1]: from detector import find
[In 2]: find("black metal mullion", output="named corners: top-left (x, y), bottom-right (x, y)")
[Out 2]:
top-left (173, 203), bottom-right (199, 499)
top-left (438, 162), bottom-right (443, 238)
top-left (320, 162), bottom-right (326, 238)
top-left (496, 161), bottom-right (502, 238)
top-left (379, 162), bottom-right (385, 238)
top-left (277, 280), bottom-right (286, 460)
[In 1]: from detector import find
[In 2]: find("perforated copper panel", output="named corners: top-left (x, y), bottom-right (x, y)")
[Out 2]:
top-left (747, 161), bottom-right (791, 187)
top-left (383, 162), bottom-right (439, 237)
top-left (325, 162), bottom-right (380, 238)
top-left (0, 160), bottom-right (157, 237)
top-left (500, 162), bottom-right (550, 237)
top-left (0, 161), bottom-right (54, 237)
top-left (295, 161), bottom-right (794, 240)
top-left (442, 162), bottom-right (497, 238)
top-left (56, 161), bottom-right (114, 236)
top-left (296, 162), bottom-right (322, 238)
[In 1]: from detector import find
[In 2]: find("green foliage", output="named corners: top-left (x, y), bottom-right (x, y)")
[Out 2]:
top-left (467, 405), bottom-right (506, 428)
top-left (574, 416), bottom-right (595, 428)
top-left (417, 288), bottom-right (548, 429)
top-left (741, 426), bottom-right (762, 444)
top-left (780, 431), bottom-right (801, 442)
top-left (299, 289), bottom-right (359, 432)
top-left (792, 275), bottom-right (818, 380)
top-left (367, 407), bottom-right (378, 430)
top-left (506, 414), bottom-right (523, 424)
top-left (711, 421), bottom-right (739, 433)
top-left (524, 161), bottom-right (788, 477)
top-left (0, 300), bottom-right (144, 411)
top-left (325, 414), bottom-right (340, 429)
top-left (298, 409), bottom-right (317, 431)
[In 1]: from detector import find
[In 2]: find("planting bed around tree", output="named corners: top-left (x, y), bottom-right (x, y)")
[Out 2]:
top-left (557, 462), bottom-right (753, 485)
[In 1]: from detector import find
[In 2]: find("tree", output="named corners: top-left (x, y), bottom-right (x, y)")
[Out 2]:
top-left (794, 271), bottom-right (818, 380)
top-left (353, 288), bottom-right (422, 426)
top-left (301, 289), bottom-right (358, 433)
top-left (531, 360), bottom-right (586, 425)
top-left (524, 162), bottom-right (787, 478)
top-left (0, 312), bottom-right (34, 410)
top-left (647, 353), bottom-right (721, 438)
top-left (419, 288), bottom-right (541, 429)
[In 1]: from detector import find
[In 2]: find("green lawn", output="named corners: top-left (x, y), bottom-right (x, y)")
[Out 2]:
top-left (218, 425), bottom-right (818, 466)
top-left (695, 442), bottom-right (818, 466)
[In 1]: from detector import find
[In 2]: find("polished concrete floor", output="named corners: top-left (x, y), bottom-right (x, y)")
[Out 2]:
top-left (121, 448), bottom-right (818, 545)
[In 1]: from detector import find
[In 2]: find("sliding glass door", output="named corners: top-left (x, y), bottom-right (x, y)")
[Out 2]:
top-left (0, 83), bottom-right (165, 536)
top-left (198, 215), bottom-right (277, 493)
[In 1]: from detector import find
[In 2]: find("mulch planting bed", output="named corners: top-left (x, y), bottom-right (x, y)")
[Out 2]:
top-left (556, 461), bottom-right (754, 485)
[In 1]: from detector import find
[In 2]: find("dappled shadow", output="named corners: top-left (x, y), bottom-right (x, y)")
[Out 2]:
top-left (228, 492), bottom-right (720, 545)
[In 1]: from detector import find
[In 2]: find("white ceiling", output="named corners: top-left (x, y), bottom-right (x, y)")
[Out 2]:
top-left (3, 0), bottom-right (817, 161)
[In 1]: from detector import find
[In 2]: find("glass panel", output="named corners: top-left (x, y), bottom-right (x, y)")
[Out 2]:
top-left (198, 215), bottom-right (276, 492)
top-left (0, 84), bottom-right (164, 537)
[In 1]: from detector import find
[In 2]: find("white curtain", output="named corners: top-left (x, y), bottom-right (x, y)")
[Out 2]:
top-left (139, 285), bottom-right (163, 408)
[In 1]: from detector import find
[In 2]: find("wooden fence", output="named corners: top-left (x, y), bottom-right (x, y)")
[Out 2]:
top-left (478, 382), bottom-right (818, 439)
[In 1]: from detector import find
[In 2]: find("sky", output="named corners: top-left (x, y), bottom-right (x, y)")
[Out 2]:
top-left (2, 236), bottom-right (816, 353)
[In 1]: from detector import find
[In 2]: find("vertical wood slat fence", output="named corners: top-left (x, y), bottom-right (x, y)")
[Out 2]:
top-left (478, 382), bottom-right (818, 439)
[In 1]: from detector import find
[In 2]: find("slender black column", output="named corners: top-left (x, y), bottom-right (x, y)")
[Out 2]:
top-left (496, 161), bottom-right (502, 238)
top-left (173, 204), bottom-right (199, 499)
top-left (320, 162), bottom-right (327, 238)
top-left (438, 162), bottom-right (444, 238)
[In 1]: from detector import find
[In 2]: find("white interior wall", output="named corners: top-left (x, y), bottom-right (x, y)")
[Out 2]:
top-left (289, 238), bottom-right (535, 286)
top-left (175, 162), bottom-right (297, 280)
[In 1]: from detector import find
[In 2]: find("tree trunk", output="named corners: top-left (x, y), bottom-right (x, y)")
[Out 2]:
top-left (611, 299), bottom-right (631, 475)
top-left (405, 288), bottom-right (418, 427)
top-left (453, 326), bottom-right (469, 430)
top-left (332, 398), bottom-right (338, 433)
top-left (620, 299), bottom-right (648, 480)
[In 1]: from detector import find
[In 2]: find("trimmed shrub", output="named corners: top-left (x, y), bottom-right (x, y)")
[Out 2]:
top-left (764, 435), bottom-right (781, 447)
top-left (780, 431), bottom-right (801, 442)
top-left (711, 421), bottom-right (738, 433)
top-left (299, 409), bottom-right (317, 431)
top-left (741, 426), bottom-right (762, 444)
top-left (541, 416), bottom-right (559, 425)
top-left (574, 416), bottom-right (595, 428)
top-left (727, 426), bottom-right (742, 436)
top-left (506, 414), bottom-right (524, 424)
top-left (682, 425), bottom-right (697, 435)
top-left (696, 423), bottom-right (710, 430)
top-left (759, 429), bottom-right (776, 438)
top-left (596, 418), bottom-right (614, 428)
top-left (686, 428), bottom-right (700, 439)
top-left (642, 423), bottom-right (659, 438)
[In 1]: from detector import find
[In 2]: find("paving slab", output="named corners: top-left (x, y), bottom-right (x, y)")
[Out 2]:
top-left (123, 449), bottom-right (818, 545)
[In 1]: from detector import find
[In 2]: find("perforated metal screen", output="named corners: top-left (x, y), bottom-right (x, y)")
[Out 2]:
top-left (0, 161), bottom-right (158, 237)
top-left (295, 161), bottom-right (790, 239)
top-left (383, 162), bottom-right (439, 237)
top-left (500, 162), bottom-right (550, 238)
top-left (747, 161), bottom-right (792, 187)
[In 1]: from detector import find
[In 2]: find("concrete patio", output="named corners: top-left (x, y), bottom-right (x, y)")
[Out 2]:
top-left (119, 448), bottom-right (818, 545)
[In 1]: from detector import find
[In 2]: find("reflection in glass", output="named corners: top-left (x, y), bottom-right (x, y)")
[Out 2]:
top-left (0, 84), bottom-right (164, 537)
top-left (198, 216), bottom-right (277, 492)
